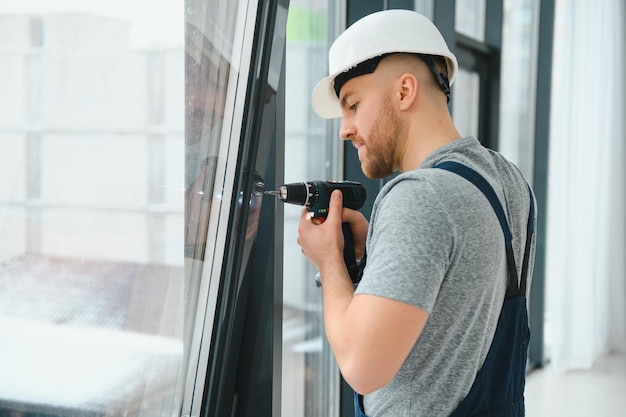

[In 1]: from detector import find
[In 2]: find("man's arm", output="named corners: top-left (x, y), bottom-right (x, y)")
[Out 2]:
top-left (297, 191), bottom-right (429, 394)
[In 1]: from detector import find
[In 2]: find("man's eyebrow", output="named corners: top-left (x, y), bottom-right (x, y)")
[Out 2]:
top-left (340, 92), bottom-right (353, 109)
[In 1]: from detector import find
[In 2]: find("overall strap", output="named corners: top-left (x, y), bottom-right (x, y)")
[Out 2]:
top-left (434, 161), bottom-right (534, 298)
top-left (519, 182), bottom-right (535, 296)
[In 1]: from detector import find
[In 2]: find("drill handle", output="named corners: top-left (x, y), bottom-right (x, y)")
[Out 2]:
top-left (342, 222), bottom-right (362, 285)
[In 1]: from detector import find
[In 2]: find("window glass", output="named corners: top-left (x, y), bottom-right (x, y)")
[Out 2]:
top-left (283, 0), bottom-right (340, 416)
top-left (184, 0), bottom-right (239, 339)
top-left (414, 0), bottom-right (435, 19)
top-left (498, 0), bottom-right (539, 181)
top-left (0, 2), bottom-right (184, 416)
top-left (453, 68), bottom-right (481, 140)
top-left (455, 0), bottom-right (487, 41)
top-left (183, 0), bottom-right (258, 414)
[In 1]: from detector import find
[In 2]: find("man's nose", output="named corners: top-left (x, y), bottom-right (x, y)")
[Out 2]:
top-left (339, 117), bottom-right (355, 140)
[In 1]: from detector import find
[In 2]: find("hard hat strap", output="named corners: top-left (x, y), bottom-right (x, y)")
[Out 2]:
top-left (333, 54), bottom-right (391, 98)
top-left (418, 54), bottom-right (452, 102)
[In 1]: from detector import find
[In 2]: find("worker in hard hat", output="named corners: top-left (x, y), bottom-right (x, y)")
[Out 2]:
top-left (297, 9), bottom-right (537, 417)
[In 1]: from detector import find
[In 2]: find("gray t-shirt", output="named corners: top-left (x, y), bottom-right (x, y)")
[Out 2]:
top-left (355, 136), bottom-right (536, 417)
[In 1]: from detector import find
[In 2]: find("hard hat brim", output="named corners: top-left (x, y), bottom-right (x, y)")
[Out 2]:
top-left (312, 75), bottom-right (342, 119)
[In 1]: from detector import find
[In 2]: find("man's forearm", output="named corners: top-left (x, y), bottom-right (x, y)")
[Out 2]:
top-left (319, 262), bottom-right (367, 391)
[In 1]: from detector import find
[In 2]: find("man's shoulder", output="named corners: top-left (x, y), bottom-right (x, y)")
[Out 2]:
top-left (381, 166), bottom-right (489, 205)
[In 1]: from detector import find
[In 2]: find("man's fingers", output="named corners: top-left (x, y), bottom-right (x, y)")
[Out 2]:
top-left (328, 190), bottom-right (343, 221)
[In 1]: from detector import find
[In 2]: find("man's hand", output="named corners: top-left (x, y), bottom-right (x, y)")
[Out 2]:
top-left (297, 190), bottom-right (347, 274)
top-left (340, 200), bottom-right (369, 261)
top-left (297, 189), bottom-right (370, 270)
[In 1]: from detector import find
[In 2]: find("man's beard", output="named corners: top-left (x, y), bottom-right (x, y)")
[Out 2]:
top-left (360, 97), bottom-right (402, 179)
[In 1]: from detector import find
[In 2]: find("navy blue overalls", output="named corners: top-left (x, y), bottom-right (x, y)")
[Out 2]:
top-left (354, 161), bottom-right (535, 417)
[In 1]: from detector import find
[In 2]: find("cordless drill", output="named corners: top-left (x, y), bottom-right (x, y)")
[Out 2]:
top-left (265, 180), bottom-right (366, 219)
top-left (265, 180), bottom-right (367, 285)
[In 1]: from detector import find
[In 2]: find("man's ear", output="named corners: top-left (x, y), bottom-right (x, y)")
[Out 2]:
top-left (398, 73), bottom-right (418, 111)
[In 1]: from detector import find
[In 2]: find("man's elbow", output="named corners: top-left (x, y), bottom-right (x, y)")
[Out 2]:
top-left (340, 360), bottom-right (396, 395)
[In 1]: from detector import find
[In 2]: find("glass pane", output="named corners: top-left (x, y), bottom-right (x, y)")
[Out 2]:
top-left (414, 0), bottom-right (435, 19)
top-left (283, 0), bottom-right (339, 416)
top-left (455, 0), bottom-right (487, 41)
top-left (184, 0), bottom-right (239, 337)
top-left (0, 3), bottom-right (184, 416)
top-left (453, 68), bottom-right (481, 140)
top-left (498, 0), bottom-right (540, 181)
top-left (183, 0), bottom-right (252, 414)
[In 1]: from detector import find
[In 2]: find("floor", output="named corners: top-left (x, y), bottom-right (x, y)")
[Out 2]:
top-left (525, 354), bottom-right (626, 416)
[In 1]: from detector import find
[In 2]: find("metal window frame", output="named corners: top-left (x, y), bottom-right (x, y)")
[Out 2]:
top-left (528, 0), bottom-right (555, 371)
top-left (436, 0), bottom-right (503, 150)
top-left (182, 1), bottom-right (289, 416)
top-left (182, 1), bottom-right (260, 415)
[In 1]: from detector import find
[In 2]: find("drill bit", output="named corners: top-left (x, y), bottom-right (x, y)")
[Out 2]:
top-left (264, 185), bottom-right (290, 202)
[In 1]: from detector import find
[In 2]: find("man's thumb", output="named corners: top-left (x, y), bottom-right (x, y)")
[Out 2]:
top-left (329, 190), bottom-right (343, 219)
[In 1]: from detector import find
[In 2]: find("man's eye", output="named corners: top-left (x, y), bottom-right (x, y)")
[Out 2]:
top-left (349, 103), bottom-right (358, 111)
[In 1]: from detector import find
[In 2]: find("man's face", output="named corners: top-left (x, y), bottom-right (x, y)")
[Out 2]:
top-left (338, 74), bottom-right (402, 179)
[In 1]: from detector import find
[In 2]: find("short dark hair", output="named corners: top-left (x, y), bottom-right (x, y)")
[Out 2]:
top-left (415, 54), bottom-right (451, 102)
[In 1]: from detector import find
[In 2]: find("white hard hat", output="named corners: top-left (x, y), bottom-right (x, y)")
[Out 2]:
top-left (311, 9), bottom-right (458, 119)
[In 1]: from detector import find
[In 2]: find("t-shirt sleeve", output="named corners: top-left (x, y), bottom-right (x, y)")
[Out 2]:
top-left (354, 177), bottom-right (455, 313)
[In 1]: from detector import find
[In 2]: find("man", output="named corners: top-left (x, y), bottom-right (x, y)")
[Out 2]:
top-left (297, 10), bottom-right (536, 417)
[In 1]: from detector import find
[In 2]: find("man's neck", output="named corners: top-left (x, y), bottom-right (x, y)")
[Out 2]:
top-left (399, 113), bottom-right (460, 172)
